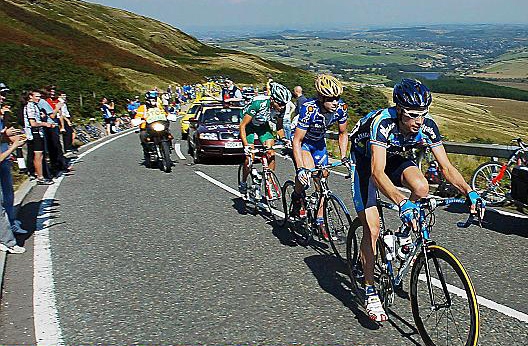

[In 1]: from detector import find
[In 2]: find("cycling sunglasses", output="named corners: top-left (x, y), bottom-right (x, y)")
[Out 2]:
top-left (323, 96), bottom-right (340, 103)
top-left (402, 107), bottom-right (429, 119)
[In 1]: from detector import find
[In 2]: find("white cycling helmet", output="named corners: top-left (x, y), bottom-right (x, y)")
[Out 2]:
top-left (269, 82), bottom-right (292, 105)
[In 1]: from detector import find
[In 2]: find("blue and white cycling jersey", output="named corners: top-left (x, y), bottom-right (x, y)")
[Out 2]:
top-left (296, 98), bottom-right (348, 166)
top-left (350, 107), bottom-right (443, 158)
top-left (296, 98), bottom-right (348, 142)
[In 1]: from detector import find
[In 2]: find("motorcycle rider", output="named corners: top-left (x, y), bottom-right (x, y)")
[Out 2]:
top-left (134, 90), bottom-right (168, 163)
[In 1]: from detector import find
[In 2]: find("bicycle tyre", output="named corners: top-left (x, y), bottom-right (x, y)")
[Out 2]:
top-left (410, 245), bottom-right (479, 346)
top-left (263, 170), bottom-right (285, 225)
top-left (324, 193), bottom-right (352, 262)
top-left (470, 161), bottom-right (510, 206)
top-left (346, 217), bottom-right (362, 289)
top-left (237, 163), bottom-right (244, 189)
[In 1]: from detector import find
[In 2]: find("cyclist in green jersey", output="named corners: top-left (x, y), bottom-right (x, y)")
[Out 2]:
top-left (239, 82), bottom-right (292, 194)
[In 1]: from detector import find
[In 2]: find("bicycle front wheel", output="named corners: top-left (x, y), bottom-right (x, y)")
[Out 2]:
top-left (324, 193), bottom-right (352, 262)
top-left (410, 245), bottom-right (479, 346)
top-left (470, 161), bottom-right (510, 206)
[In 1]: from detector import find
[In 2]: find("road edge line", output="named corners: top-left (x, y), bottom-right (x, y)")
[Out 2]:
top-left (33, 130), bottom-right (134, 345)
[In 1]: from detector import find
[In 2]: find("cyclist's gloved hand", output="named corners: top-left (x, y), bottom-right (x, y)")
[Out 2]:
top-left (398, 199), bottom-right (419, 227)
top-left (296, 167), bottom-right (311, 188)
top-left (466, 190), bottom-right (486, 216)
top-left (244, 145), bottom-right (252, 156)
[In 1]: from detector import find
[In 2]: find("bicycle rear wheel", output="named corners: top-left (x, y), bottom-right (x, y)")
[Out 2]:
top-left (263, 170), bottom-right (285, 225)
top-left (470, 162), bottom-right (510, 206)
top-left (410, 245), bottom-right (479, 346)
top-left (324, 193), bottom-right (352, 262)
top-left (346, 217), bottom-right (361, 289)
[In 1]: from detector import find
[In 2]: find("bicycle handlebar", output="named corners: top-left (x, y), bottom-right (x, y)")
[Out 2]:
top-left (246, 144), bottom-right (284, 154)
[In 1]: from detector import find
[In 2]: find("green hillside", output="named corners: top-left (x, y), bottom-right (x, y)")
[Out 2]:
top-left (0, 0), bottom-right (302, 117)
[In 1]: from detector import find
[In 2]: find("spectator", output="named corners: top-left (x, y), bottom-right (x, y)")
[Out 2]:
top-left (293, 85), bottom-right (307, 116)
top-left (282, 100), bottom-right (296, 141)
top-left (0, 82), bottom-right (29, 236)
top-left (161, 92), bottom-right (170, 113)
top-left (45, 88), bottom-right (70, 176)
top-left (101, 97), bottom-right (115, 135)
top-left (0, 135), bottom-right (27, 254)
top-left (23, 90), bottom-right (54, 185)
top-left (58, 92), bottom-right (75, 153)
top-left (127, 97), bottom-right (140, 117)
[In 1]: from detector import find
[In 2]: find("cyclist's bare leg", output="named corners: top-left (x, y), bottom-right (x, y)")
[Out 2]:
top-left (315, 169), bottom-right (329, 219)
top-left (242, 143), bottom-right (255, 183)
top-left (358, 206), bottom-right (381, 285)
top-left (264, 138), bottom-right (276, 171)
top-left (401, 166), bottom-right (429, 201)
top-left (294, 150), bottom-right (315, 194)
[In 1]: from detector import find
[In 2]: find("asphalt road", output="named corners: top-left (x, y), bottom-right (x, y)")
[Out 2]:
top-left (1, 120), bottom-right (527, 345)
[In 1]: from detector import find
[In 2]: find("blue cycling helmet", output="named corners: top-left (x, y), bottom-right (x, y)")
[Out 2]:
top-left (393, 78), bottom-right (432, 110)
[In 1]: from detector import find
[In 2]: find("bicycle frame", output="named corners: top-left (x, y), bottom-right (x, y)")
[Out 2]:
top-left (491, 139), bottom-right (528, 185)
top-left (246, 146), bottom-right (282, 203)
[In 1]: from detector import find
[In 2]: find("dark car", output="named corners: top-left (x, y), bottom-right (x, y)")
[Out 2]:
top-left (187, 105), bottom-right (244, 163)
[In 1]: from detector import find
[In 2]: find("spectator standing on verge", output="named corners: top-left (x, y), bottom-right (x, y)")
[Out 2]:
top-left (58, 92), bottom-right (75, 152)
top-left (23, 90), bottom-right (54, 185)
top-left (0, 134), bottom-right (27, 254)
top-left (45, 88), bottom-right (70, 176)
top-left (0, 82), bottom-right (29, 235)
top-left (101, 97), bottom-right (114, 135)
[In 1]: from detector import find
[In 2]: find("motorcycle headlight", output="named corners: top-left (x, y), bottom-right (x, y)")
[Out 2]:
top-left (151, 122), bottom-right (166, 132)
top-left (199, 132), bottom-right (218, 140)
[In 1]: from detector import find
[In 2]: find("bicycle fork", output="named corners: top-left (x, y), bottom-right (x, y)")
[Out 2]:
top-left (422, 245), bottom-right (453, 311)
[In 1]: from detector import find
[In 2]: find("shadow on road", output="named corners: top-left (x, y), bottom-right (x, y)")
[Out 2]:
top-left (15, 200), bottom-right (42, 245)
top-left (445, 204), bottom-right (528, 237)
top-left (304, 254), bottom-right (379, 330)
top-left (305, 254), bottom-right (423, 344)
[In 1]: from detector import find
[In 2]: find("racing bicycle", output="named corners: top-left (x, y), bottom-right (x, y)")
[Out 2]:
top-left (281, 161), bottom-right (352, 260)
top-left (346, 194), bottom-right (483, 346)
top-left (237, 145), bottom-right (285, 221)
top-left (471, 137), bottom-right (527, 206)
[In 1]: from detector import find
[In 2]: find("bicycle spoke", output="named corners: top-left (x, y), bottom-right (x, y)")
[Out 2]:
top-left (411, 247), bottom-right (478, 346)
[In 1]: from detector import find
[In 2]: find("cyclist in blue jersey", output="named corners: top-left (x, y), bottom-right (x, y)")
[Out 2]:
top-left (349, 78), bottom-right (485, 322)
top-left (291, 75), bottom-right (350, 240)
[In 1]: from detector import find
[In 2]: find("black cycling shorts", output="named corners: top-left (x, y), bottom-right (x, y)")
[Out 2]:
top-left (352, 153), bottom-right (417, 212)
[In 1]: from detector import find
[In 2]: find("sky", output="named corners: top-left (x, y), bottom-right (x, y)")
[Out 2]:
top-left (85, 0), bottom-right (528, 35)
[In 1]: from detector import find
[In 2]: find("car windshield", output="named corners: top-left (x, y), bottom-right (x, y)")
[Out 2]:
top-left (188, 105), bottom-right (199, 115)
top-left (202, 108), bottom-right (241, 124)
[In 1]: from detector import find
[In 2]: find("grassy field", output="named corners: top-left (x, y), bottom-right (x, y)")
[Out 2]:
top-left (472, 58), bottom-right (528, 79)
top-left (220, 38), bottom-right (438, 68)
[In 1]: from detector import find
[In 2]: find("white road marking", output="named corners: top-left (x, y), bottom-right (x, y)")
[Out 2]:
top-left (194, 171), bottom-right (285, 219)
top-left (34, 130), bottom-right (134, 345)
top-left (418, 274), bottom-right (528, 323)
top-left (174, 143), bottom-right (186, 160)
top-left (195, 169), bottom-right (528, 324)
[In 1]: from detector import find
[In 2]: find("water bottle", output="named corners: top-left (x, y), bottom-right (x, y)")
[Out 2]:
top-left (15, 148), bottom-right (27, 172)
top-left (396, 226), bottom-right (413, 260)
top-left (383, 232), bottom-right (396, 261)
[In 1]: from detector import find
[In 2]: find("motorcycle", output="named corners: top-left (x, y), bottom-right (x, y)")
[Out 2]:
top-left (144, 112), bottom-right (174, 173)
